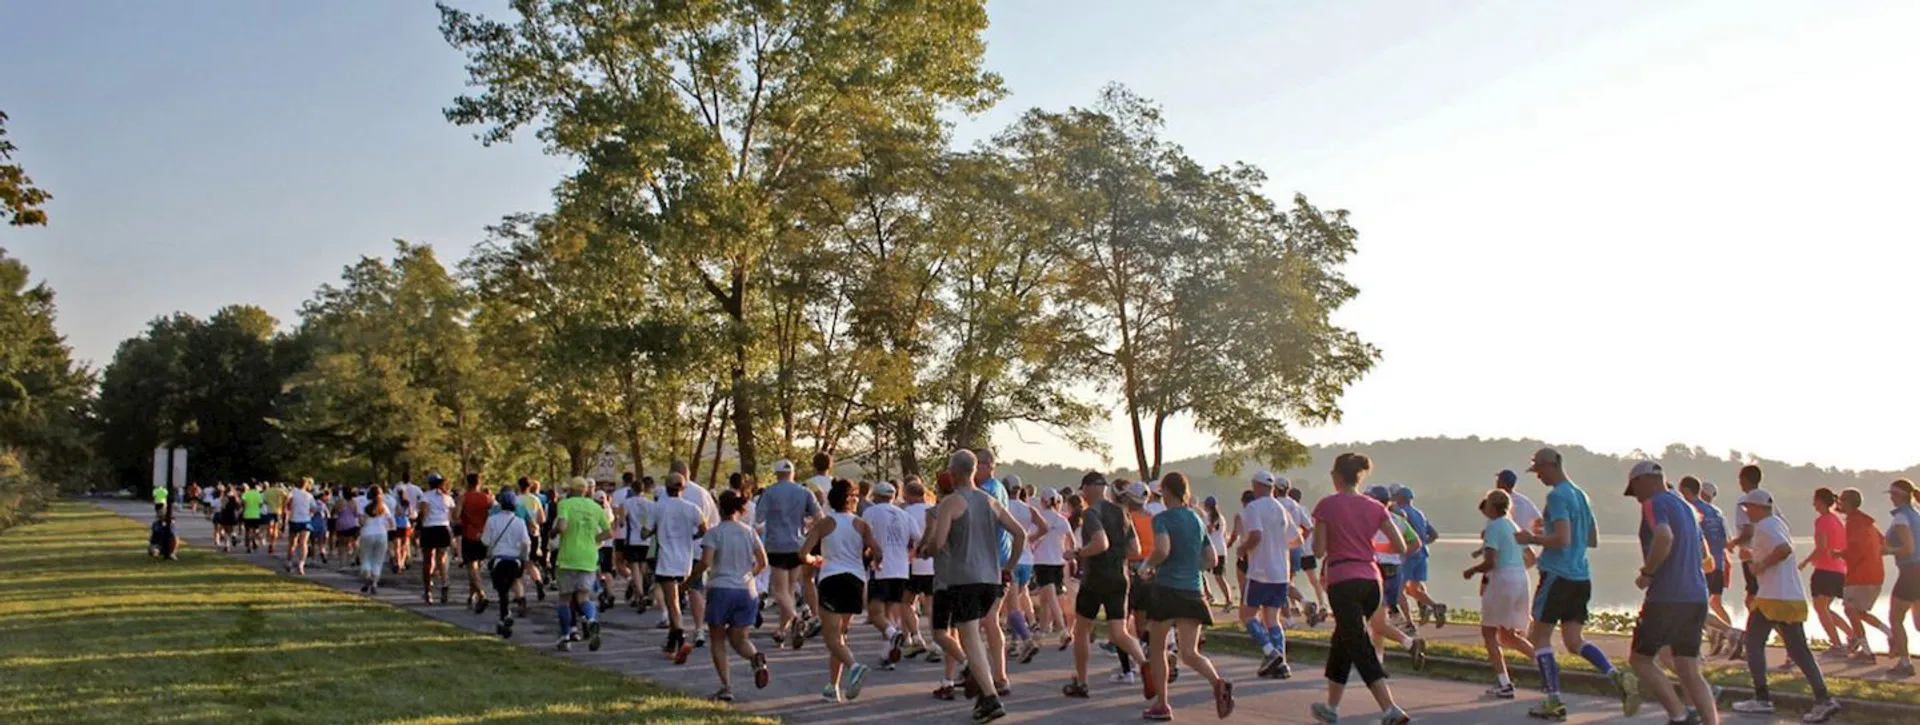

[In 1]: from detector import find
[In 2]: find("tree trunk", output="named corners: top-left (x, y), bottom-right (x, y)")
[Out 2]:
top-left (1150, 411), bottom-right (1168, 481)
top-left (691, 389), bottom-right (720, 470)
top-left (566, 441), bottom-right (588, 477)
top-left (709, 398), bottom-right (731, 487)
top-left (897, 401), bottom-right (921, 478)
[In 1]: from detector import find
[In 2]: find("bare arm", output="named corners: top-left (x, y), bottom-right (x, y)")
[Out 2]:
top-left (920, 498), bottom-right (961, 557)
top-left (1148, 529), bottom-right (1172, 567)
top-left (1077, 520), bottom-right (1109, 559)
top-left (1464, 546), bottom-right (1497, 577)
top-left (1888, 525), bottom-right (1916, 558)
top-left (799, 516), bottom-right (836, 561)
top-left (1639, 521), bottom-right (1674, 586)
top-left (1378, 516), bottom-right (1408, 555)
top-left (991, 501), bottom-right (1028, 571)
top-left (1521, 519), bottom-right (1572, 549)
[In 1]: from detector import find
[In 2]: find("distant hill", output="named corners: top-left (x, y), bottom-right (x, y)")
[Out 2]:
top-left (1001, 437), bottom-right (1920, 535)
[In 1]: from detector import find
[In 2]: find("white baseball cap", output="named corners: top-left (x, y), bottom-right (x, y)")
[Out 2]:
top-left (1251, 470), bottom-right (1276, 487)
top-left (773, 459), bottom-right (794, 474)
top-left (1739, 489), bottom-right (1774, 508)
top-left (1124, 480), bottom-right (1151, 502)
top-left (873, 481), bottom-right (897, 497)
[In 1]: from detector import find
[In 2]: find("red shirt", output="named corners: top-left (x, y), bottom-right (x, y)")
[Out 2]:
top-left (1844, 511), bottom-right (1885, 586)
top-left (460, 489), bottom-right (493, 541)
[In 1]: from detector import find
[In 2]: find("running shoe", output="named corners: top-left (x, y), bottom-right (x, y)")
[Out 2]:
top-left (820, 684), bottom-right (842, 703)
top-left (1409, 638), bottom-right (1428, 671)
top-left (1110, 670), bottom-right (1137, 685)
top-left (1166, 654), bottom-right (1179, 684)
top-left (933, 682), bottom-right (957, 700)
top-left (1258, 651), bottom-right (1285, 677)
top-left (925, 648), bottom-right (943, 663)
top-left (904, 642), bottom-right (928, 660)
top-left (711, 687), bottom-right (733, 702)
top-left (1802, 699), bottom-right (1841, 723)
top-left (440, 584), bottom-right (450, 604)
top-left (585, 619), bottom-right (602, 652)
top-left (789, 617), bottom-right (806, 650)
top-left (889, 631), bottom-right (906, 664)
top-left (1610, 668), bottom-right (1641, 717)
top-left (1311, 702), bottom-right (1340, 723)
top-left (1417, 603), bottom-right (1431, 626)
top-left (752, 652), bottom-right (770, 688)
top-left (1142, 703), bottom-right (1173, 721)
top-left (971, 695), bottom-right (1007, 724)
top-left (1731, 699), bottom-right (1774, 714)
top-left (471, 593), bottom-right (489, 614)
top-left (1271, 662), bottom-right (1294, 680)
top-left (1213, 680), bottom-right (1236, 719)
top-left (1019, 640), bottom-right (1041, 665)
top-left (1058, 632), bottom-right (1073, 651)
top-left (806, 618), bottom-right (823, 639)
top-left (360, 583), bottom-right (370, 593)
top-left (1099, 641), bottom-right (1119, 655)
top-left (962, 667), bottom-right (983, 699)
top-left (1434, 603), bottom-right (1448, 628)
top-left (1821, 643), bottom-right (1848, 659)
top-left (1379, 705), bottom-right (1410, 725)
top-left (673, 640), bottom-right (694, 665)
top-left (694, 631), bottom-right (707, 649)
top-left (555, 637), bottom-right (572, 652)
top-left (1891, 660), bottom-right (1917, 678)
top-left (496, 619), bottom-right (513, 638)
top-left (1528, 694), bottom-right (1567, 720)
top-left (1063, 680), bottom-right (1090, 698)
top-left (844, 663), bottom-right (871, 700)
top-left (1486, 684), bottom-right (1515, 699)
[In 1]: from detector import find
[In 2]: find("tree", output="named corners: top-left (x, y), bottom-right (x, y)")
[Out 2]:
top-left (438, 0), bottom-right (1002, 475)
top-left (0, 111), bottom-right (51, 227)
top-left (1009, 85), bottom-right (1378, 478)
top-left (0, 250), bottom-right (90, 479)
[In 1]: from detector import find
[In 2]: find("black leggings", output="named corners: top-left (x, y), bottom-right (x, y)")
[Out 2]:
top-left (1325, 578), bottom-right (1388, 687)
top-left (1745, 607), bottom-right (1828, 702)
top-left (491, 559), bottom-right (524, 621)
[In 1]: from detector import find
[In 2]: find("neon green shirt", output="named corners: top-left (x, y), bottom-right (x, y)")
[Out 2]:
top-left (555, 496), bottom-right (609, 572)
top-left (264, 487), bottom-right (287, 513)
top-left (152, 487), bottom-right (168, 504)
top-left (242, 490), bottom-right (264, 518)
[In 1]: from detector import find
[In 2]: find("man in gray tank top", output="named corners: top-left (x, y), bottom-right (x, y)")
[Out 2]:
top-left (920, 449), bottom-right (1027, 724)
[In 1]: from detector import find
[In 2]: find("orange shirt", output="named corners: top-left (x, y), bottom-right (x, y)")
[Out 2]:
top-left (460, 489), bottom-right (493, 541)
top-left (1844, 512), bottom-right (1885, 586)
top-left (1128, 509), bottom-right (1155, 563)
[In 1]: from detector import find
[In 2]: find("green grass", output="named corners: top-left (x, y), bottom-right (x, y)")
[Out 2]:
top-left (0, 503), bottom-right (773, 725)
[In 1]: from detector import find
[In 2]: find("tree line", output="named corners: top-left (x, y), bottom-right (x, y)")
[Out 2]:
top-left (11, 1), bottom-right (1380, 498)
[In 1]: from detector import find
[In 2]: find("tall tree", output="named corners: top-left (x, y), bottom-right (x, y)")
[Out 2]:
top-left (438, 0), bottom-right (1002, 475)
top-left (0, 110), bottom-right (51, 227)
top-left (0, 250), bottom-right (90, 479)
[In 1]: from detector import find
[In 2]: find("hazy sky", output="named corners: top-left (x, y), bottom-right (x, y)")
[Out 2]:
top-left (4, 1), bottom-right (1916, 473)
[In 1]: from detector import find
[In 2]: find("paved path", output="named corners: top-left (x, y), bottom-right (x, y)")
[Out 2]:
top-left (115, 500), bottom-right (1801, 725)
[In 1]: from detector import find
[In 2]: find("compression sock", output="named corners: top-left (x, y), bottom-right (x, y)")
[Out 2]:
top-left (1579, 641), bottom-right (1615, 674)
top-left (582, 599), bottom-right (599, 623)
top-left (1267, 620), bottom-right (1286, 656)
top-left (1245, 620), bottom-right (1271, 651)
top-left (1534, 647), bottom-right (1562, 694)
top-left (1010, 611), bottom-right (1032, 640)
top-left (558, 602), bottom-right (576, 636)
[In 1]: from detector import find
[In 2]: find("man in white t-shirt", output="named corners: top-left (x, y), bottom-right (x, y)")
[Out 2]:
top-left (649, 471), bottom-right (710, 663)
top-left (862, 481), bottom-right (917, 667)
top-left (612, 473), bottom-right (638, 601)
top-left (899, 476), bottom-right (935, 659)
top-left (624, 477), bottom-right (656, 613)
top-left (1735, 488), bottom-right (1839, 720)
top-left (1237, 471), bottom-right (1295, 679)
top-left (1274, 478), bottom-right (1317, 612)
top-left (656, 460), bottom-right (719, 648)
top-left (1496, 470), bottom-right (1543, 534)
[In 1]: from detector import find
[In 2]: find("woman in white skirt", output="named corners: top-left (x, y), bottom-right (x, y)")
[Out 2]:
top-left (358, 484), bottom-right (397, 595)
top-left (1462, 489), bottom-right (1535, 699)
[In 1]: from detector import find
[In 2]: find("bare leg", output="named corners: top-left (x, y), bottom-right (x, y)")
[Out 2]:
top-left (710, 624), bottom-right (733, 688)
top-left (984, 596), bottom-right (1008, 685)
top-left (1632, 652), bottom-right (1685, 720)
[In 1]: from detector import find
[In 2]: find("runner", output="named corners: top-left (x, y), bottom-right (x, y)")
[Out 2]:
top-left (1391, 487), bottom-right (1446, 628)
top-left (1623, 461), bottom-right (1720, 725)
top-left (1141, 472), bottom-right (1236, 721)
top-left (1227, 489), bottom-right (1254, 615)
top-left (1883, 479), bottom-right (1920, 677)
top-left (921, 449), bottom-right (1025, 724)
top-left (1732, 488), bottom-right (1841, 722)
top-left (1679, 477), bottom-right (1739, 656)
top-left (799, 479), bottom-right (880, 702)
top-left (1800, 487), bottom-right (1850, 656)
top-left (458, 474), bottom-right (495, 612)
top-left (1728, 465), bottom-right (1765, 613)
top-left (1200, 497), bottom-right (1232, 608)
top-left (391, 476), bottom-right (420, 575)
top-left (480, 489), bottom-right (531, 638)
top-left (1238, 471), bottom-right (1296, 680)
top-left (518, 478), bottom-right (549, 601)
top-left (901, 476), bottom-right (937, 659)
top-left (861, 480), bottom-right (916, 670)
top-left (620, 475), bottom-right (655, 613)
top-left (552, 476), bottom-right (610, 652)
top-left (1030, 487), bottom-right (1076, 651)
top-left (666, 459), bottom-right (721, 649)
top-left (757, 459), bottom-right (821, 650)
top-left (1497, 469), bottom-right (1544, 534)
top-left (972, 447), bottom-right (1016, 694)
top-left (240, 482), bottom-right (265, 553)
top-left (1308, 452), bottom-right (1409, 725)
top-left (650, 471), bottom-right (709, 664)
top-left (702, 489), bottom-right (771, 703)
top-left (309, 487), bottom-right (332, 566)
top-left (283, 478), bottom-right (315, 575)
top-left (416, 474), bottom-right (456, 605)
top-left (1119, 480), bottom-right (1176, 687)
top-left (1514, 447), bottom-right (1638, 720)
top-left (1063, 472), bottom-right (1153, 699)
top-left (152, 482), bottom-right (168, 518)
top-left (263, 481), bottom-right (286, 555)
top-left (357, 485), bottom-right (396, 594)
top-left (1463, 488), bottom-right (1534, 699)
top-left (1004, 478), bottom-right (1048, 665)
top-left (613, 473), bottom-right (639, 603)
top-left (1836, 487), bottom-right (1890, 664)
top-left (214, 484), bottom-right (240, 552)
top-left (333, 486), bottom-right (359, 561)
top-left (1364, 485), bottom-right (1425, 657)
top-left (800, 452), bottom-right (835, 637)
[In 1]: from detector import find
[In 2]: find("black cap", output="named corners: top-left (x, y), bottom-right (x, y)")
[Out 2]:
top-left (1080, 472), bottom-right (1108, 489)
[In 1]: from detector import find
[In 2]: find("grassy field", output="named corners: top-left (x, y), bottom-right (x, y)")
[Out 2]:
top-left (0, 503), bottom-right (773, 725)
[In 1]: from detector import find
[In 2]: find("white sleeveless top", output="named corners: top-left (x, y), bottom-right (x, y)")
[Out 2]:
top-left (817, 512), bottom-right (868, 582)
top-left (419, 490), bottom-right (454, 527)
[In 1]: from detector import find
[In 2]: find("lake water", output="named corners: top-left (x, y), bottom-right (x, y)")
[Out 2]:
top-left (1401, 535), bottom-right (1900, 650)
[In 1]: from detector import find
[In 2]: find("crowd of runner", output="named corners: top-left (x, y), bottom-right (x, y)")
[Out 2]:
top-left (156, 447), bottom-right (1920, 724)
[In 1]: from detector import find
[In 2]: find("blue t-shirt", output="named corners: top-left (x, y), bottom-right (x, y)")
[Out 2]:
top-left (1689, 498), bottom-right (1728, 569)
top-left (1640, 491), bottom-right (1708, 603)
top-left (980, 477), bottom-right (1012, 566)
top-left (755, 480), bottom-right (821, 554)
top-left (1481, 516), bottom-right (1525, 569)
top-left (1537, 480), bottom-right (1597, 581)
top-left (1150, 507), bottom-right (1207, 592)
top-left (1891, 506), bottom-right (1920, 566)
top-left (1395, 504), bottom-right (1437, 562)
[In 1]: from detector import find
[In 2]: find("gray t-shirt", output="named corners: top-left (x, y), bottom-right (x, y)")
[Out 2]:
top-left (755, 480), bottom-right (820, 554)
top-left (702, 520), bottom-right (763, 592)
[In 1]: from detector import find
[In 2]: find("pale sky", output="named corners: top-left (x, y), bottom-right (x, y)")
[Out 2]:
top-left (4, 1), bottom-right (1916, 473)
